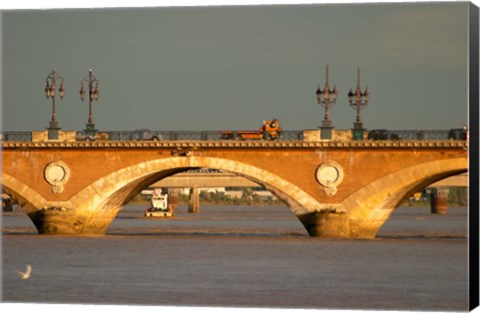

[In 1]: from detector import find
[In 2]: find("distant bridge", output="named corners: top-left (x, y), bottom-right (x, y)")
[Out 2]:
top-left (152, 170), bottom-right (468, 188)
top-left (151, 170), bottom-right (259, 188)
top-left (430, 173), bottom-right (468, 187)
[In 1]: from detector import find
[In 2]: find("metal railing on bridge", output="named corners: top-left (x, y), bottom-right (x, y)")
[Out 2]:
top-left (0, 131), bottom-right (32, 142)
top-left (385, 130), bottom-right (451, 141)
top-left (106, 130), bottom-right (304, 141)
top-left (0, 129), bottom-right (462, 142)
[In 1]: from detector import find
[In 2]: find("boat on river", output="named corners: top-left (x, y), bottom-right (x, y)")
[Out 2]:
top-left (144, 189), bottom-right (173, 218)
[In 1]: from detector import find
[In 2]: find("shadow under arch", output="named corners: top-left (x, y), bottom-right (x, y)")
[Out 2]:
top-left (343, 157), bottom-right (468, 238)
top-left (65, 156), bottom-right (322, 234)
top-left (1, 172), bottom-right (47, 213)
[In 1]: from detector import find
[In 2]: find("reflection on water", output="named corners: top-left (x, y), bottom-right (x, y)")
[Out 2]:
top-left (1, 205), bottom-right (469, 311)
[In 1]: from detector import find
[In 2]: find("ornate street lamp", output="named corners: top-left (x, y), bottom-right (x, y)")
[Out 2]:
top-left (44, 68), bottom-right (65, 140)
top-left (348, 68), bottom-right (369, 140)
top-left (79, 69), bottom-right (100, 136)
top-left (315, 65), bottom-right (338, 139)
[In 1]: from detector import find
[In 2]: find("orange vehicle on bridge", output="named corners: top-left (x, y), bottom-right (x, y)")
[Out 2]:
top-left (220, 119), bottom-right (282, 140)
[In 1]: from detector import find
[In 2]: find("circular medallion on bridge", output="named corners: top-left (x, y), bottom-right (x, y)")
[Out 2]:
top-left (316, 162), bottom-right (344, 196)
top-left (44, 161), bottom-right (70, 194)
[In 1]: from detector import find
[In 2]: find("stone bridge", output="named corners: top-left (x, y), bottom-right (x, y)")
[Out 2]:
top-left (0, 140), bottom-right (467, 238)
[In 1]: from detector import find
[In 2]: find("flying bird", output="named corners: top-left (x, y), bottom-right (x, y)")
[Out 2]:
top-left (16, 264), bottom-right (32, 280)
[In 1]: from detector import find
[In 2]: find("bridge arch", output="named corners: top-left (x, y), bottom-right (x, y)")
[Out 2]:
top-left (60, 156), bottom-right (322, 234)
top-left (342, 157), bottom-right (468, 238)
top-left (1, 172), bottom-right (47, 213)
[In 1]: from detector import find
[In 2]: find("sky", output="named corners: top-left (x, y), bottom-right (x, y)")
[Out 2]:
top-left (0, 0), bottom-right (473, 132)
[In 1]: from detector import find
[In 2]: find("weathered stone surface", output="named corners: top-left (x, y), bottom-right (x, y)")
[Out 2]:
top-left (28, 207), bottom-right (112, 235)
top-left (298, 210), bottom-right (351, 238)
top-left (188, 187), bottom-right (200, 213)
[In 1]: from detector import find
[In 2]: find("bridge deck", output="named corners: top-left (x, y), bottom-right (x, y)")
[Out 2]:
top-left (0, 140), bottom-right (467, 149)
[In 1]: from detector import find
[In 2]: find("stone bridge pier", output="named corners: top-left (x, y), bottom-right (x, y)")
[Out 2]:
top-left (188, 187), bottom-right (201, 213)
top-left (1, 140), bottom-right (468, 238)
top-left (430, 187), bottom-right (449, 215)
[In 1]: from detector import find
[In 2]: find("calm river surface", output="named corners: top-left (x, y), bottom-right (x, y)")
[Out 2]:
top-left (1, 204), bottom-right (469, 311)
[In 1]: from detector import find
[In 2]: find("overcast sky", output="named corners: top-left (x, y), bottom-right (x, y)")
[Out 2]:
top-left (0, 1), bottom-right (471, 132)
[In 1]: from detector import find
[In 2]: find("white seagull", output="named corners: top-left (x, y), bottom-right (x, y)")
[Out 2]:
top-left (16, 264), bottom-right (32, 280)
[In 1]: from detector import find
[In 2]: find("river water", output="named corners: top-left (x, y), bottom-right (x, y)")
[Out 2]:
top-left (1, 204), bottom-right (470, 312)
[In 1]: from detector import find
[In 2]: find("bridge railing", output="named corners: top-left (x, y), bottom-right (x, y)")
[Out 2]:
top-left (108, 130), bottom-right (232, 141)
top-left (279, 130), bottom-right (304, 141)
top-left (388, 130), bottom-right (450, 140)
top-left (0, 131), bottom-right (32, 142)
top-left (107, 130), bottom-right (304, 141)
top-left (0, 129), bottom-right (459, 142)
top-left (104, 130), bottom-right (456, 141)
top-left (162, 131), bottom-right (223, 141)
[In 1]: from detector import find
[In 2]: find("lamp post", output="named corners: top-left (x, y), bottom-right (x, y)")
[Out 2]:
top-left (315, 65), bottom-right (338, 139)
top-left (79, 69), bottom-right (100, 137)
top-left (44, 69), bottom-right (65, 140)
top-left (348, 68), bottom-right (369, 140)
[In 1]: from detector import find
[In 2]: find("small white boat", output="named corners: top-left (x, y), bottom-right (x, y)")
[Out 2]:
top-left (145, 189), bottom-right (173, 218)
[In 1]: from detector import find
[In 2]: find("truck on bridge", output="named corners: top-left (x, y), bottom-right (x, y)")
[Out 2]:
top-left (220, 119), bottom-right (282, 140)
